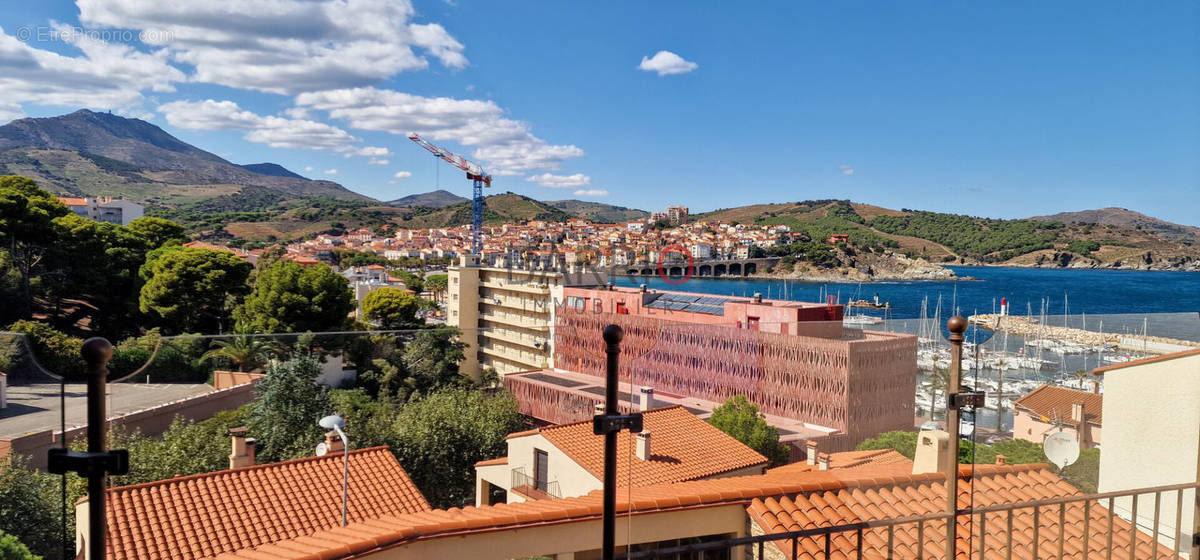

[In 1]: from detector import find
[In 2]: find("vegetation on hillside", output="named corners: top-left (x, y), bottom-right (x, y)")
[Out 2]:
top-left (868, 211), bottom-right (1064, 261)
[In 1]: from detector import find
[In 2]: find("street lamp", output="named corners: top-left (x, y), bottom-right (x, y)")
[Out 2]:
top-left (318, 414), bottom-right (349, 527)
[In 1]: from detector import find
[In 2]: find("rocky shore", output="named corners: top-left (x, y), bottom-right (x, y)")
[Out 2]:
top-left (757, 252), bottom-right (959, 282)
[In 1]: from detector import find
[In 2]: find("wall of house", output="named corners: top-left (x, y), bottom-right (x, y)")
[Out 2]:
top-left (1097, 352), bottom-right (1200, 553)
top-left (1011, 410), bottom-right (1101, 449)
top-left (0, 381), bottom-right (257, 469)
top-left (366, 504), bottom-right (748, 560)
top-left (477, 433), bottom-right (600, 505)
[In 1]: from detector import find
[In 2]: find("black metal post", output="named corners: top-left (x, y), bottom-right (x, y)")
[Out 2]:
top-left (945, 317), bottom-right (966, 560)
top-left (84, 337), bottom-right (112, 560)
top-left (602, 324), bottom-right (622, 560)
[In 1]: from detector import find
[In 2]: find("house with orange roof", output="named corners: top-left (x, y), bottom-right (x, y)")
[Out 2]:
top-left (474, 405), bottom-right (770, 506)
top-left (77, 434), bottom-right (430, 560)
top-left (1094, 347), bottom-right (1200, 553)
top-left (1012, 384), bottom-right (1103, 449)
top-left (206, 434), bottom-right (1175, 560)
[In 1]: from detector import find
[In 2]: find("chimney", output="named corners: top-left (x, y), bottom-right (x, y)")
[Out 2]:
top-left (1071, 401), bottom-right (1084, 424)
top-left (806, 440), bottom-right (818, 465)
top-left (325, 431), bottom-right (345, 453)
top-left (753, 292), bottom-right (763, 303)
top-left (912, 429), bottom-right (953, 475)
top-left (1092, 378), bottom-right (1101, 394)
top-left (639, 283), bottom-right (648, 293)
top-left (995, 454), bottom-right (1008, 465)
top-left (229, 427), bottom-right (255, 469)
top-left (594, 402), bottom-right (606, 415)
top-left (817, 453), bottom-right (830, 471)
top-left (638, 387), bottom-right (655, 411)
top-left (636, 431), bottom-right (651, 460)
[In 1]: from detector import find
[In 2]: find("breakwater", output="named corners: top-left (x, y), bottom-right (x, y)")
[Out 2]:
top-left (968, 313), bottom-right (1200, 353)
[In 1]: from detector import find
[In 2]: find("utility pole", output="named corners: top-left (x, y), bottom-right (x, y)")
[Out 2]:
top-left (593, 325), bottom-right (643, 560)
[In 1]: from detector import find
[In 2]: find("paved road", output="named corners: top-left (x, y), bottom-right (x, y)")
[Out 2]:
top-left (0, 383), bottom-right (213, 438)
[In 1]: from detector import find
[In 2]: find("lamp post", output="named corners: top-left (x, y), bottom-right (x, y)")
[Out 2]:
top-left (319, 415), bottom-right (349, 527)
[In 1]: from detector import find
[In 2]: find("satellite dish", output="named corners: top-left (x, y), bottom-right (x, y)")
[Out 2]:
top-left (1044, 432), bottom-right (1081, 468)
top-left (315, 442), bottom-right (329, 457)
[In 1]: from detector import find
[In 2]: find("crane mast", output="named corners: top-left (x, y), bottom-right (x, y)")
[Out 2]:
top-left (406, 132), bottom-right (492, 255)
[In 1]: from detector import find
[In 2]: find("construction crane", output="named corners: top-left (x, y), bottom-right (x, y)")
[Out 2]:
top-left (407, 132), bottom-right (492, 255)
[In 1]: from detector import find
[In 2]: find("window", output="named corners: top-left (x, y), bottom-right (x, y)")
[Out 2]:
top-left (534, 449), bottom-right (549, 491)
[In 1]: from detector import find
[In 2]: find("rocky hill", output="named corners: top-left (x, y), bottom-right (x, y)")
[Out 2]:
top-left (694, 200), bottom-right (1200, 272)
top-left (1029, 207), bottom-right (1200, 243)
top-left (387, 189), bottom-right (468, 208)
top-left (0, 110), bottom-right (370, 203)
top-left (546, 200), bottom-right (649, 223)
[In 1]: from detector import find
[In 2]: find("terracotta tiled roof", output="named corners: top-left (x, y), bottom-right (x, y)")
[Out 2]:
top-left (209, 464), bottom-right (1158, 560)
top-left (57, 196), bottom-right (88, 206)
top-left (748, 463), bottom-right (1171, 560)
top-left (1013, 385), bottom-right (1103, 426)
top-left (534, 405), bottom-right (770, 485)
top-left (101, 446), bottom-right (429, 560)
top-left (767, 449), bottom-right (913, 475)
top-left (474, 457), bottom-right (508, 467)
top-left (1092, 347), bottom-right (1200, 375)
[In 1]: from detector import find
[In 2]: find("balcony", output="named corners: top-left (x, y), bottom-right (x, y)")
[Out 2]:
top-left (481, 280), bottom-right (551, 295)
top-left (511, 467), bottom-right (561, 500)
top-left (481, 328), bottom-right (547, 350)
top-left (479, 312), bottom-right (551, 332)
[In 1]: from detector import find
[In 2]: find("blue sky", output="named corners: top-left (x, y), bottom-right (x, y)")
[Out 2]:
top-left (2, 1), bottom-right (1197, 224)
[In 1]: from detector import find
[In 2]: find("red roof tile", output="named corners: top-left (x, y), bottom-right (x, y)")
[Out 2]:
top-left (100, 446), bottom-right (429, 560)
top-left (534, 405), bottom-right (770, 485)
top-left (767, 449), bottom-right (913, 475)
top-left (748, 463), bottom-right (1172, 560)
top-left (1092, 347), bottom-right (1200, 375)
top-left (211, 463), bottom-right (1163, 560)
top-left (1013, 385), bottom-right (1102, 426)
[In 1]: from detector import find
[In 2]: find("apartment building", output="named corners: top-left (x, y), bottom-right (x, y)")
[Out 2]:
top-left (57, 196), bottom-right (144, 226)
top-left (666, 205), bottom-right (689, 224)
top-left (447, 255), bottom-right (606, 379)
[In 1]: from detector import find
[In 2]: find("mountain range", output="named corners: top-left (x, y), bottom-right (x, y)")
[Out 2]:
top-left (0, 110), bottom-right (1195, 270)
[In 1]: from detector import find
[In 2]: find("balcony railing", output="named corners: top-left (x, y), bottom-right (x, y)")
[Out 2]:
top-left (618, 481), bottom-right (1200, 560)
top-left (511, 467), bottom-right (561, 499)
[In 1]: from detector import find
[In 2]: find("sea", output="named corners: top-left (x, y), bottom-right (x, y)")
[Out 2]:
top-left (612, 266), bottom-right (1200, 341)
top-left (612, 266), bottom-right (1200, 431)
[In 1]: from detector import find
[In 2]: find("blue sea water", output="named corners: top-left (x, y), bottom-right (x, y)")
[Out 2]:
top-left (612, 266), bottom-right (1200, 340)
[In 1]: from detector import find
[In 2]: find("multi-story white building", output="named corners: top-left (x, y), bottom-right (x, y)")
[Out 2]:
top-left (447, 256), bottom-right (607, 379)
top-left (58, 196), bottom-right (144, 226)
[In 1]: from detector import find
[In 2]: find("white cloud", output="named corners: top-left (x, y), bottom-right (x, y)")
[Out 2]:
top-left (304, 166), bottom-right (314, 171)
top-left (324, 168), bottom-right (338, 175)
top-left (296, 87), bottom-right (584, 174)
top-left (158, 99), bottom-right (391, 157)
top-left (393, 171), bottom-right (413, 179)
top-left (0, 22), bottom-right (183, 116)
top-left (526, 173), bottom-right (591, 188)
top-left (368, 158), bottom-right (389, 165)
top-left (76, 0), bottom-right (468, 95)
top-left (839, 165), bottom-right (855, 175)
top-left (638, 51), bottom-right (697, 76)
top-left (573, 189), bottom-right (609, 197)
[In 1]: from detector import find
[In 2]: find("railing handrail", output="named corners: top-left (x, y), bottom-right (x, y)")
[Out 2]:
top-left (617, 480), bottom-right (1200, 560)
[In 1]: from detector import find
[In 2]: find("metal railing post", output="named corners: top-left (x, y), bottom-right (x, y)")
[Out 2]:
top-left (84, 338), bottom-right (112, 560)
top-left (945, 317), bottom-right (967, 560)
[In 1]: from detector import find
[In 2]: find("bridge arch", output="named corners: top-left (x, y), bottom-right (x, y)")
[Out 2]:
top-left (744, 262), bottom-right (757, 275)
top-left (714, 264), bottom-right (727, 277)
top-left (698, 264), bottom-right (712, 277)
top-left (729, 263), bottom-right (742, 276)
top-left (668, 266), bottom-right (684, 277)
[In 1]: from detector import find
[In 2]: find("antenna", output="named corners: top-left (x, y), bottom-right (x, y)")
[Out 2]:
top-left (1043, 431), bottom-right (1081, 469)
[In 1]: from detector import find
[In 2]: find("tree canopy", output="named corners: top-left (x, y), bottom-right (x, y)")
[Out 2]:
top-left (0, 176), bottom-right (70, 318)
top-left (362, 287), bottom-right (419, 328)
top-left (708, 395), bottom-right (790, 466)
top-left (126, 216), bottom-right (186, 248)
top-left (139, 246), bottom-right (253, 334)
top-left (235, 260), bottom-right (354, 333)
top-left (247, 353), bottom-right (332, 462)
top-left (389, 388), bottom-right (525, 508)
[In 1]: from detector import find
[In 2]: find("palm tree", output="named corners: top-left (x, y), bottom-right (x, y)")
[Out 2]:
top-left (201, 336), bottom-right (284, 372)
top-left (929, 365), bottom-right (951, 421)
top-left (1072, 369), bottom-right (1090, 390)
